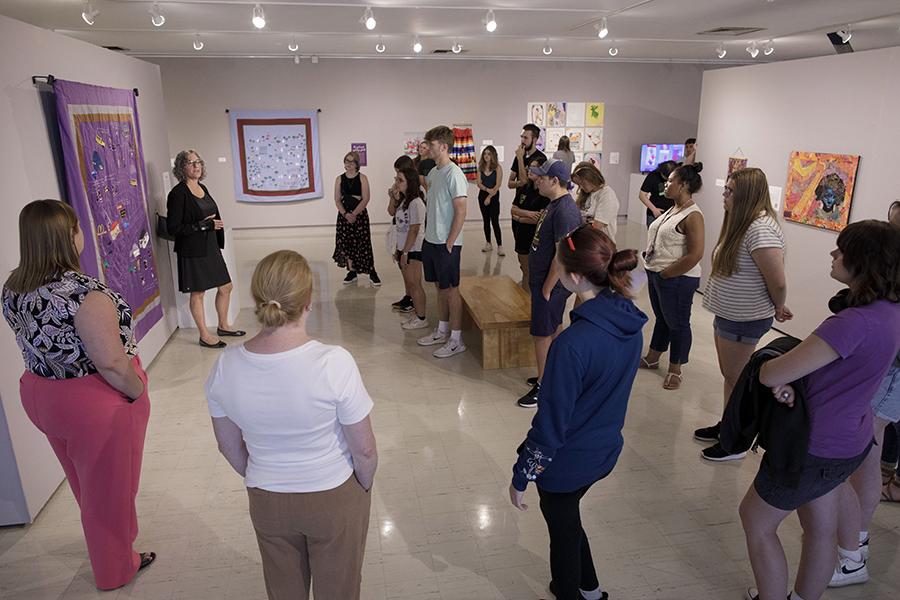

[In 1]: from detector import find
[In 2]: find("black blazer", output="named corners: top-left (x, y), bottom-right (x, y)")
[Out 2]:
top-left (166, 181), bottom-right (225, 257)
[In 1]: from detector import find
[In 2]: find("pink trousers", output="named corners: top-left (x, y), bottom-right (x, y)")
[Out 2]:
top-left (20, 356), bottom-right (150, 590)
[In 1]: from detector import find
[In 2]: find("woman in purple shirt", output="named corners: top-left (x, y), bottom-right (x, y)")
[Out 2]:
top-left (740, 220), bottom-right (900, 600)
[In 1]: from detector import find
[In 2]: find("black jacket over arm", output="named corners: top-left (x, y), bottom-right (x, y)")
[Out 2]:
top-left (166, 181), bottom-right (225, 257)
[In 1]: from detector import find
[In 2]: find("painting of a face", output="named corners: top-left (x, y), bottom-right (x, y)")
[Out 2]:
top-left (783, 152), bottom-right (859, 232)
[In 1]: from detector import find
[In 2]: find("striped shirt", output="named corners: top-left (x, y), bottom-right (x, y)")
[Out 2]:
top-left (702, 215), bottom-right (785, 321)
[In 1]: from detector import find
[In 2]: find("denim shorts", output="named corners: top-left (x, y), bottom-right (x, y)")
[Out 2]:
top-left (872, 365), bottom-right (900, 423)
top-left (754, 444), bottom-right (871, 511)
top-left (714, 316), bottom-right (774, 345)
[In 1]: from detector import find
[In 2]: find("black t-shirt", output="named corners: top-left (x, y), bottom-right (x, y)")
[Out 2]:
top-left (511, 149), bottom-right (548, 211)
top-left (640, 171), bottom-right (673, 215)
top-left (417, 158), bottom-right (436, 177)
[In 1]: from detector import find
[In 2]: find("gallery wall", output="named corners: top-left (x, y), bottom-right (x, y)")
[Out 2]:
top-left (151, 57), bottom-right (704, 229)
top-left (694, 46), bottom-right (900, 338)
top-left (0, 14), bottom-right (177, 523)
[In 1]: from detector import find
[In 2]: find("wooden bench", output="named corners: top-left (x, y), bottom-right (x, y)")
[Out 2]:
top-left (459, 275), bottom-right (536, 370)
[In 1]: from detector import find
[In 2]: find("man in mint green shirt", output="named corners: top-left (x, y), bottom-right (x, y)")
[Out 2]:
top-left (417, 125), bottom-right (469, 359)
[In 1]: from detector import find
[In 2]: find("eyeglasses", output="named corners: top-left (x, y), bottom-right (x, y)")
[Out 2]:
top-left (186, 159), bottom-right (204, 167)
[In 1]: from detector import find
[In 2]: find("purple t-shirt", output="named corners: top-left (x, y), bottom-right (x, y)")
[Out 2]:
top-left (807, 300), bottom-right (900, 458)
top-left (528, 193), bottom-right (582, 288)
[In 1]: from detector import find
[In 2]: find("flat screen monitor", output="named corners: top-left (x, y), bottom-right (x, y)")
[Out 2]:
top-left (640, 144), bottom-right (686, 173)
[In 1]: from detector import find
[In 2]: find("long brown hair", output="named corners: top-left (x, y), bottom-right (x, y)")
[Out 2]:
top-left (572, 163), bottom-right (606, 210)
top-left (478, 145), bottom-right (498, 172)
top-left (837, 220), bottom-right (900, 308)
top-left (557, 225), bottom-right (638, 298)
top-left (711, 167), bottom-right (778, 277)
top-left (5, 200), bottom-right (82, 294)
top-left (397, 167), bottom-right (421, 210)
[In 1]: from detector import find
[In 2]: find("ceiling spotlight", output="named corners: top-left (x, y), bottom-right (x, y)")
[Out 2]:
top-left (716, 43), bottom-right (727, 59)
top-left (746, 41), bottom-right (759, 58)
top-left (375, 36), bottom-right (386, 53)
top-left (252, 4), bottom-right (266, 29)
top-left (597, 17), bottom-right (609, 39)
top-left (149, 2), bottom-right (165, 27)
top-left (451, 40), bottom-right (463, 54)
top-left (288, 40), bottom-right (299, 52)
top-left (81, 1), bottom-right (99, 25)
top-left (484, 10), bottom-right (497, 33)
top-left (413, 36), bottom-right (423, 54)
top-left (192, 34), bottom-right (204, 51)
top-left (763, 39), bottom-right (775, 55)
top-left (542, 39), bottom-right (552, 55)
top-left (608, 45), bottom-right (618, 57)
top-left (361, 7), bottom-right (376, 31)
top-left (837, 24), bottom-right (852, 43)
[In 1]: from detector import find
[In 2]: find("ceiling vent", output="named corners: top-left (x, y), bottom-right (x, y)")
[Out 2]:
top-left (431, 48), bottom-right (469, 54)
top-left (697, 27), bottom-right (766, 37)
top-left (102, 45), bottom-right (130, 52)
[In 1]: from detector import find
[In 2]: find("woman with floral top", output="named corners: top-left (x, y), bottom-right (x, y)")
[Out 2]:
top-left (2, 200), bottom-right (154, 590)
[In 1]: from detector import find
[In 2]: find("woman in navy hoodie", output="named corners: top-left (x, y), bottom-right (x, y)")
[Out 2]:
top-left (509, 225), bottom-right (647, 600)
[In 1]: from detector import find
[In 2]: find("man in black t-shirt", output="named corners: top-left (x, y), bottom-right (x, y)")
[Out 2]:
top-left (509, 124), bottom-right (548, 287)
top-left (639, 160), bottom-right (678, 227)
top-left (415, 141), bottom-right (436, 191)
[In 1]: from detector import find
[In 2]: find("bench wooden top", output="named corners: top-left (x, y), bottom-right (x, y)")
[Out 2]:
top-left (459, 276), bottom-right (531, 330)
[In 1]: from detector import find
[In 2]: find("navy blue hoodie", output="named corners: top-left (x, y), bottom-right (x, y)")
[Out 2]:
top-left (512, 288), bottom-right (647, 492)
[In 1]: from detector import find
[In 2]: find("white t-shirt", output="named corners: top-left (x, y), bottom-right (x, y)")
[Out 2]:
top-left (583, 186), bottom-right (619, 241)
top-left (394, 197), bottom-right (426, 252)
top-left (206, 341), bottom-right (373, 493)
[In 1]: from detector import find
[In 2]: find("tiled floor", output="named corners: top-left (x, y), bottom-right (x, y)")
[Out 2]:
top-left (1, 220), bottom-right (898, 599)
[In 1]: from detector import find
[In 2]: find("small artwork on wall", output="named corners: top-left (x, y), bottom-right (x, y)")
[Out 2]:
top-left (528, 103), bottom-right (546, 127)
top-left (583, 128), bottom-right (603, 152)
top-left (546, 128), bottom-right (565, 153)
top-left (585, 102), bottom-right (605, 127)
top-left (783, 151), bottom-right (860, 232)
top-left (727, 156), bottom-right (748, 177)
top-left (547, 102), bottom-right (567, 127)
top-left (566, 102), bottom-right (586, 127)
top-left (583, 152), bottom-right (602, 168)
top-left (536, 128), bottom-right (547, 152)
top-left (565, 129), bottom-right (584, 152)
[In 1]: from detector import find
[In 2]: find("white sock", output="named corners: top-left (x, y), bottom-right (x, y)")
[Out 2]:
top-left (838, 546), bottom-right (862, 563)
top-left (859, 530), bottom-right (869, 544)
top-left (438, 321), bottom-right (450, 334)
top-left (450, 329), bottom-right (462, 344)
top-left (789, 593), bottom-right (805, 600)
top-left (580, 587), bottom-right (604, 600)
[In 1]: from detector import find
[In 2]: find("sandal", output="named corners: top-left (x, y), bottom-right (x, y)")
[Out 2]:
top-left (639, 357), bottom-right (660, 370)
top-left (663, 372), bottom-right (683, 390)
top-left (882, 463), bottom-right (896, 486)
top-left (139, 552), bottom-right (156, 570)
top-left (882, 476), bottom-right (900, 503)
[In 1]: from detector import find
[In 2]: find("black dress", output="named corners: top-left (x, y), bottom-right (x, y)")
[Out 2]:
top-left (332, 173), bottom-right (375, 274)
top-left (176, 193), bottom-right (230, 293)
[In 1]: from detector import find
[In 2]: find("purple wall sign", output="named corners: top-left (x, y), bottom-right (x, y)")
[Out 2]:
top-left (53, 79), bottom-right (163, 341)
top-left (351, 143), bottom-right (367, 167)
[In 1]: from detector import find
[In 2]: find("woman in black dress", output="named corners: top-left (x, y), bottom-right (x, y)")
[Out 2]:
top-left (333, 151), bottom-right (380, 286)
top-left (167, 149), bottom-right (245, 348)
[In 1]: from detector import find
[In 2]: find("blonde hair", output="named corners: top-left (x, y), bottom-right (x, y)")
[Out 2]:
top-left (5, 200), bottom-right (82, 294)
top-left (251, 250), bottom-right (313, 328)
top-left (712, 167), bottom-right (778, 277)
top-left (344, 151), bottom-right (361, 171)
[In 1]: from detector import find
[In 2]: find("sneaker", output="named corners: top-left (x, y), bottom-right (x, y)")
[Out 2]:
top-left (860, 536), bottom-right (869, 561)
top-left (417, 328), bottom-right (448, 346)
top-left (482, 243), bottom-right (492, 253)
top-left (526, 376), bottom-right (538, 386)
top-left (433, 340), bottom-right (467, 358)
top-left (343, 271), bottom-right (357, 284)
top-left (401, 316), bottom-right (429, 330)
top-left (517, 383), bottom-right (540, 408)
top-left (369, 271), bottom-right (382, 287)
top-left (497, 245), bottom-right (506, 257)
top-left (397, 303), bottom-right (415, 313)
top-left (744, 588), bottom-right (792, 600)
top-left (392, 296), bottom-right (412, 311)
top-left (701, 442), bottom-right (747, 462)
top-left (549, 580), bottom-right (607, 600)
top-left (828, 556), bottom-right (869, 587)
top-left (693, 422), bottom-right (721, 443)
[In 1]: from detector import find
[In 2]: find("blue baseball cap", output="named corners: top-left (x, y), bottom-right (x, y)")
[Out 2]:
top-left (529, 158), bottom-right (571, 184)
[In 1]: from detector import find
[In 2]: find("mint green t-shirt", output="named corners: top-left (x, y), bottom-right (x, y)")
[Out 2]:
top-left (424, 161), bottom-right (469, 245)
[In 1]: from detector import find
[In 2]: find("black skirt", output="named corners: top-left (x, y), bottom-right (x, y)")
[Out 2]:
top-left (177, 231), bottom-right (231, 293)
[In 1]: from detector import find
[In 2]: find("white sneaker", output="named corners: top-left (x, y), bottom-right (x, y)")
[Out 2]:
top-left (860, 536), bottom-right (869, 561)
top-left (402, 316), bottom-right (429, 330)
top-left (417, 328), bottom-right (448, 346)
top-left (481, 243), bottom-right (492, 252)
top-left (828, 556), bottom-right (869, 588)
top-left (433, 340), bottom-right (467, 358)
top-left (497, 245), bottom-right (506, 256)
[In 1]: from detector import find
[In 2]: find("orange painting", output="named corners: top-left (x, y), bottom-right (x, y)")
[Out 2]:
top-left (783, 151), bottom-right (859, 232)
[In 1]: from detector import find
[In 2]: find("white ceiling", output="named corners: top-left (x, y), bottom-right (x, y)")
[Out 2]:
top-left (3, 0), bottom-right (900, 64)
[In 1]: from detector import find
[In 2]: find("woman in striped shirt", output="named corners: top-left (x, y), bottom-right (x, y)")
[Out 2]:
top-left (695, 168), bottom-right (793, 461)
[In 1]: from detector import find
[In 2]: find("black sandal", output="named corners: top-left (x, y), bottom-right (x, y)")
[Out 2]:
top-left (199, 338), bottom-right (226, 349)
top-left (139, 552), bottom-right (156, 570)
top-left (216, 328), bottom-right (246, 337)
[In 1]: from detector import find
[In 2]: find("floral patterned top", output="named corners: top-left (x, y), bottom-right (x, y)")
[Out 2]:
top-left (2, 271), bottom-right (137, 380)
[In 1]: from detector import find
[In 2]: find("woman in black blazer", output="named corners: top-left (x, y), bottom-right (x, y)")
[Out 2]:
top-left (166, 149), bottom-right (244, 348)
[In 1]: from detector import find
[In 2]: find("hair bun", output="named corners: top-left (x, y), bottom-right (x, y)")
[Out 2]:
top-left (691, 161), bottom-right (703, 173)
top-left (609, 249), bottom-right (639, 274)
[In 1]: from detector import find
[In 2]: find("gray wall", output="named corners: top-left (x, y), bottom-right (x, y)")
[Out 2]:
top-left (695, 46), bottom-right (900, 338)
top-left (151, 57), bottom-right (704, 229)
top-left (0, 14), bottom-right (177, 524)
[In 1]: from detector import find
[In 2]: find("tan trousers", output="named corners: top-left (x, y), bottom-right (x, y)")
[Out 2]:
top-left (248, 475), bottom-right (372, 600)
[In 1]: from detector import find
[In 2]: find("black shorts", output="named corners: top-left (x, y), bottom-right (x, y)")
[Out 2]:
top-left (422, 241), bottom-right (461, 289)
top-left (530, 284), bottom-right (571, 337)
top-left (753, 443), bottom-right (872, 511)
top-left (512, 222), bottom-right (537, 256)
top-left (394, 250), bottom-right (423, 270)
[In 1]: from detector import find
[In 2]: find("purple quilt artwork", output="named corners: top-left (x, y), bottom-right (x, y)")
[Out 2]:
top-left (54, 79), bottom-right (162, 341)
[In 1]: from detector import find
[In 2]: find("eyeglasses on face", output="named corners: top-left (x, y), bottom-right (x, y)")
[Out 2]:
top-left (186, 159), bottom-right (204, 167)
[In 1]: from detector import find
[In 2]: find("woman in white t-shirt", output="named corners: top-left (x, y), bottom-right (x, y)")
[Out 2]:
top-left (389, 167), bottom-right (428, 330)
top-left (695, 167), bottom-right (793, 462)
top-left (206, 250), bottom-right (377, 600)
top-left (572, 162), bottom-right (619, 240)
